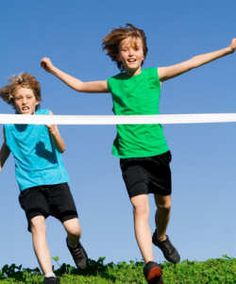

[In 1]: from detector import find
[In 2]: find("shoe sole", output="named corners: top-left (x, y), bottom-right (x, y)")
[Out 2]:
top-left (146, 266), bottom-right (163, 284)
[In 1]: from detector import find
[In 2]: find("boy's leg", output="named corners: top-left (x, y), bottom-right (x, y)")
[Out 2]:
top-left (154, 194), bottom-right (171, 240)
top-left (63, 217), bottom-right (81, 247)
top-left (153, 194), bottom-right (180, 263)
top-left (63, 217), bottom-right (88, 269)
top-left (131, 194), bottom-right (163, 283)
top-left (19, 187), bottom-right (59, 283)
top-left (120, 157), bottom-right (163, 282)
top-left (30, 215), bottom-right (54, 276)
top-left (130, 194), bottom-right (153, 263)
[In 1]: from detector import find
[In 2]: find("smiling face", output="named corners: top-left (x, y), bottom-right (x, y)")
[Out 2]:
top-left (118, 36), bottom-right (145, 75)
top-left (13, 87), bottom-right (40, 114)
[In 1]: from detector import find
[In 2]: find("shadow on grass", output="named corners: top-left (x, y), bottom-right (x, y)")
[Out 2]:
top-left (55, 257), bottom-right (117, 282)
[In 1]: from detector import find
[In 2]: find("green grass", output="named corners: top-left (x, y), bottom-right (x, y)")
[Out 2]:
top-left (0, 256), bottom-right (235, 283)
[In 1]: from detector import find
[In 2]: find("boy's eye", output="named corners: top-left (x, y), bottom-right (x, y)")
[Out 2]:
top-left (14, 96), bottom-right (22, 101)
top-left (14, 95), bottom-right (34, 101)
top-left (133, 45), bottom-right (141, 51)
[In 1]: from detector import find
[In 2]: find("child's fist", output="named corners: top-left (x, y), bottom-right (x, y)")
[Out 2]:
top-left (40, 57), bottom-right (53, 72)
top-left (230, 38), bottom-right (236, 52)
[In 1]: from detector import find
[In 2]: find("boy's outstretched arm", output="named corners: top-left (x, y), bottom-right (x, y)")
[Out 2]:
top-left (41, 57), bottom-right (109, 93)
top-left (158, 38), bottom-right (236, 82)
top-left (0, 132), bottom-right (10, 171)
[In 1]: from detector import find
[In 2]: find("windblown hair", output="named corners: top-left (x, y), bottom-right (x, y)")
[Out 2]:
top-left (0, 73), bottom-right (41, 108)
top-left (102, 23), bottom-right (148, 70)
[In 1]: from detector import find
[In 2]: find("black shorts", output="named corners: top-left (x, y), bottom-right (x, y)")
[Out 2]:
top-left (19, 183), bottom-right (78, 231)
top-left (120, 151), bottom-right (172, 198)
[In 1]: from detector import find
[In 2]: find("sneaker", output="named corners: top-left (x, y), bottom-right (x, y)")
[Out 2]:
top-left (143, 261), bottom-right (164, 284)
top-left (152, 230), bottom-right (180, 264)
top-left (44, 277), bottom-right (60, 284)
top-left (66, 238), bottom-right (88, 269)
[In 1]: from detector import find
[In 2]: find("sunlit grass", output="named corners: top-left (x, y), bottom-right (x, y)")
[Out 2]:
top-left (0, 255), bottom-right (235, 283)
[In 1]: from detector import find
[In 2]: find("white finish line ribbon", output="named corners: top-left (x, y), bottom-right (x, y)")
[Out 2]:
top-left (1, 113), bottom-right (236, 125)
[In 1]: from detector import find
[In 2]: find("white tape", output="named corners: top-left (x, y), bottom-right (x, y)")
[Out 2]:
top-left (1, 113), bottom-right (236, 125)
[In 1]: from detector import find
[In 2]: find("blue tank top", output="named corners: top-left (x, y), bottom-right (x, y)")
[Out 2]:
top-left (4, 109), bottom-right (69, 191)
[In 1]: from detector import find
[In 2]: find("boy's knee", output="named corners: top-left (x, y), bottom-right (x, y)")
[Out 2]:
top-left (157, 202), bottom-right (171, 211)
top-left (64, 218), bottom-right (81, 237)
top-left (156, 195), bottom-right (171, 210)
top-left (133, 203), bottom-right (150, 217)
top-left (30, 215), bottom-right (46, 232)
top-left (69, 227), bottom-right (81, 237)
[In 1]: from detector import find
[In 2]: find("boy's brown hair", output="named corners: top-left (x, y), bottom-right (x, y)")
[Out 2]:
top-left (102, 23), bottom-right (148, 70)
top-left (0, 73), bottom-right (41, 109)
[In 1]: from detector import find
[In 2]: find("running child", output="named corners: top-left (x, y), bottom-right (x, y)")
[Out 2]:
top-left (0, 73), bottom-right (88, 284)
top-left (40, 24), bottom-right (236, 284)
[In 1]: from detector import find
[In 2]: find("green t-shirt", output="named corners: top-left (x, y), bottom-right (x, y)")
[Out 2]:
top-left (107, 67), bottom-right (169, 158)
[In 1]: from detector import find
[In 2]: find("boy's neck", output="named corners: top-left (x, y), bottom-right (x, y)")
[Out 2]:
top-left (124, 67), bottom-right (142, 77)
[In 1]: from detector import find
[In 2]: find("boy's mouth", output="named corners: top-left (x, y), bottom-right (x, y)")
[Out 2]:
top-left (127, 58), bottom-right (136, 63)
top-left (21, 106), bottom-right (30, 112)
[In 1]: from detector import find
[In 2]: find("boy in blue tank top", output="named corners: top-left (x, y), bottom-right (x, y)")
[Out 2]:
top-left (40, 24), bottom-right (236, 283)
top-left (0, 73), bottom-right (88, 284)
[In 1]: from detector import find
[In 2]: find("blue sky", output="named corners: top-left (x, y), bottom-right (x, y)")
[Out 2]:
top-left (0, 0), bottom-right (236, 269)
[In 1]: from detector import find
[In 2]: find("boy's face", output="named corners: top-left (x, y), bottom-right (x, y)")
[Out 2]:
top-left (118, 37), bottom-right (144, 74)
top-left (12, 87), bottom-right (39, 114)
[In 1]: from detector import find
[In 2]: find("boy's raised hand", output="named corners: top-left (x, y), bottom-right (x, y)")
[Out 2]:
top-left (230, 38), bottom-right (236, 52)
top-left (40, 57), bottom-right (54, 72)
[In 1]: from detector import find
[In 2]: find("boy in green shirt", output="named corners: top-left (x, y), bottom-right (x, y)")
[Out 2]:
top-left (41, 24), bottom-right (236, 284)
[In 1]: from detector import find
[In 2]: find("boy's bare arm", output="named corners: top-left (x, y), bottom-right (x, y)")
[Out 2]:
top-left (41, 57), bottom-right (109, 93)
top-left (47, 124), bottom-right (66, 153)
top-left (46, 112), bottom-right (66, 153)
top-left (0, 137), bottom-right (10, 171)
top-left (158, 38), bottom-right (236, 82)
